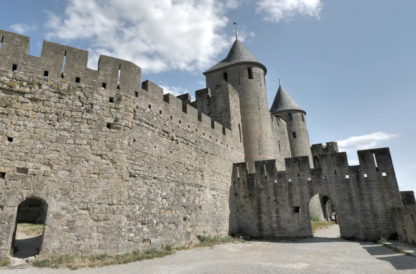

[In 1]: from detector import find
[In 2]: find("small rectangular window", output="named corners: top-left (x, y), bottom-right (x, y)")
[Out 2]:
top-left (302, 114), bottom-right (305, 122)
top-left (135, 91), bottom-right (139, 97)
top-left (345, 175), bottom-right (350, 179)
top-left (288, 112), bottom-right (292, 121)
top-left (109, 97), bottom-right (114, 103)
top-left (292, 131), bottom-right (297, 139)
top-left (43, 71), bottom-right (49, 78)
top-left (223, 72), bottom-right (228, 82)
top-left (148, 104), bottom-right (152, 109)
top-left (0, 172), bottom-right (5, 179)
top-left (381, 172), bottom-right (387, 177)
top-left (248, 67), bottom-right (253, 79)
top-left (16, 167), bottom-right (28, 175)
top-left (7, 137), bottom-right (13, 142)
top-left (363, 173), bottom-right (368, 178)
top-left (75, 77), bottom-right (81, 83)
top-left (293, 206), bottom-right (300, 213)
top-left (12, 64), bottom-right (17, 72)
top-left (102, 82), bottom-right (107, 89)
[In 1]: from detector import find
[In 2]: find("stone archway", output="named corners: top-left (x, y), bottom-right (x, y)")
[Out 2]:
top-left (309, 194), bottom-right (339, 238)
top-left (11, 197), bottom-right (47, 258)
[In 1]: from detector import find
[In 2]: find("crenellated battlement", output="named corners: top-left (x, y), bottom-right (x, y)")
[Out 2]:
top-left (0, 29), bottom-right (239, 147)
top-left (233, 147), bottom-right (396, 183)
top-left (0, 30), bottom-right (141, 93)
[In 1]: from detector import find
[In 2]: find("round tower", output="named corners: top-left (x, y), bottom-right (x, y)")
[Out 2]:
top-left (270, 85), bottom-right (313, 167)
top-left (204, 39), bottom-right (275, 170)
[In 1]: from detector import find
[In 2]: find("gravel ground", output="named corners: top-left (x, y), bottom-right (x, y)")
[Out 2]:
top-left (2, 225), bottom-right (416, 274)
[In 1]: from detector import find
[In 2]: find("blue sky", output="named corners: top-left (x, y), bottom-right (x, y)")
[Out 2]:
top-left (1, 0), bottom-right (415, 192)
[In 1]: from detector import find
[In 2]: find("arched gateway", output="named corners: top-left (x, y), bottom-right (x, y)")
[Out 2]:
top-left (11, 197), bottom-right (47, 258)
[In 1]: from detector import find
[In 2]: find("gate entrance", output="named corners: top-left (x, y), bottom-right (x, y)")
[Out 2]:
top-left (309, 194), bottom-right (339, 238)
top-left (11, 198), bottom-right (47, 258)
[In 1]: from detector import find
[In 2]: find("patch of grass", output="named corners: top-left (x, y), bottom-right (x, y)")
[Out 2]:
top-left (17, 223), bottom-right (44, 237)
top-left (311, 219), bottom-right (332, 232)
top-left (32, 236), bottom-right (243, 269)
top-left (196, 235), bottom-right (244, 247)
top-left (0, 257), bottom-right (10, 267)
top-left (33, 248), bottom-right (173, 269)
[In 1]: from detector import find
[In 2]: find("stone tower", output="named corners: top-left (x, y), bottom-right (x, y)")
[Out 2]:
top-left (204, 39), bottom-right (275, 171)
top-left (270, 85), bottom-right (313, 166)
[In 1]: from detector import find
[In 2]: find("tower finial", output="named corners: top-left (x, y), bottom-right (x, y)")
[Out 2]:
top-left (233, 22), bottom-right (238, 40)
top-left (279, 78), bottom-right (281, 86)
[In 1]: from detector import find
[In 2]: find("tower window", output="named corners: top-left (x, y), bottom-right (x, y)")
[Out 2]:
top-left (293, 206), bottom-right (300, 213)
top-left (248, 67), bottom-right (253, 79)
top-left (288, 112), bottom-right (292, 121)
top-left (278, 140), bottom-right (281, 152)
top-left (292, 131), bottom-right (297, 139)
top-left (223, 72), bottom-right (228, 82)
top-left (301, 114), bottom-right (305, 122)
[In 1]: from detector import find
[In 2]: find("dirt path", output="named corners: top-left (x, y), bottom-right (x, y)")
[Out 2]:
top-left (2, 224), bottom-right (416, 273)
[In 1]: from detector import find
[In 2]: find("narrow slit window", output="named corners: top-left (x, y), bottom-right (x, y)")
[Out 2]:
top-left (278, 140), bottom-right (281, 152)
top-left (43, 71), bottom-right (49, 78)
top-left (222, 127), bottom-right (226, 135)
top-left (237, 72), bottom-right (241, 85)
top-left (61, 50), bottom-right (67, 78)
top-left (0, 35), bottom-right (4, 49)
top-left (117, 64), bottom-right (121, 89)
top-left (12, 64), bottom-right (17, 72)
top-left (288, 112), bottom-right (293, 121)
top-left (238, 124), bottom-right (242, 143)
top-left (248, 67), bottom-right (253, 79)
top-left (211, 120), bottom-right (215, 129)
top-left (135, 91), bottom-right (139, 97)
top-left (302, 114), bottom-right (305, 122)
top-left (372, 153), bottom-right (378, 169)
top-left (148, 104), bottom-right (152, 109)
top-left (223, 72), bottom-right (228, 82)
top-left (292, 131), bottom-right (297, 139)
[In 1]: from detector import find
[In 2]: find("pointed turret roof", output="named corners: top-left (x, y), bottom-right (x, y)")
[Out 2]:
top-left (270, 85), bottom-right (305, 114)
top-left (204, 39), bottom-right (266, 74)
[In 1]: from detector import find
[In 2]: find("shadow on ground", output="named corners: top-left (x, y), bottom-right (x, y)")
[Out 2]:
top-left (13, 235), bottom-right (43, 259)
top-left (360, 243), bottom-right (416, 270)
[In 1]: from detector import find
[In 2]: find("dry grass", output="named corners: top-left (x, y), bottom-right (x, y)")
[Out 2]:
top-left (310, 215), bottom-right (333, 232)
top-left (0, 257), bottom-right (10, 267)
top-left (32, 236), bottom-right (244, 269)
top-left (16, 223), bottom-right (44, 237)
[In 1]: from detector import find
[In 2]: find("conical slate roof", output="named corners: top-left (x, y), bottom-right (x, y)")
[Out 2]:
top-left (270, 85), bottom-right (305, 114)
top-left (204, 39), bottom-right (266, 74)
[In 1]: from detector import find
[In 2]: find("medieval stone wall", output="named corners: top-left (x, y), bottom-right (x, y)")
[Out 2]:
top-left (231, 148), bottom-right (404, 241)
top-left (0, 29), bottom-right (244, 258)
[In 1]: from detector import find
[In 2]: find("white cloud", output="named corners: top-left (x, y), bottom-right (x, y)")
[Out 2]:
top-left (45, 0), bottom-right (238, 73)
top-left (256, 0), bottom-right (322, 22)
top-left (159, 85), bottom-right (190, 97)
top-left (337, 132), bottom-right (398, 165)
top-left (10, 23), bottom-right (35, 34)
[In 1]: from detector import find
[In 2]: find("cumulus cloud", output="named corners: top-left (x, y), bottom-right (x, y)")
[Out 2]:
top-left (10, 23), bottom-right (35, 34)
top-left (159, 85), bottom-right (190, 97)
top-left (46, 0), bottom-right (236, 73)
top-left (337, 132), bottom-right (398, 165)
top-left (256, 0), bottom-right (322, 22)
